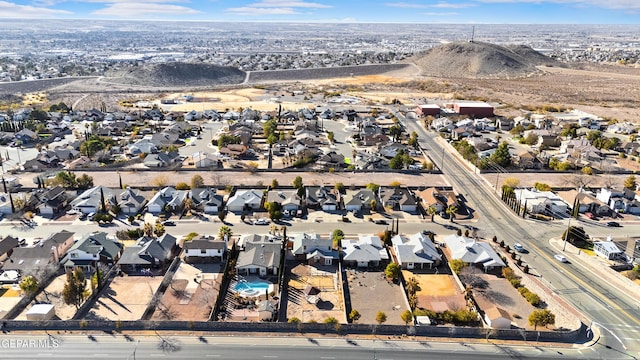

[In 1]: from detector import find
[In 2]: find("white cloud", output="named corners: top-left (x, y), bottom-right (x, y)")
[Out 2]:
top-left (0, 1), bottom-right (71, 17)
top-left (475, 0), bottom-right (640, 10)
top-left (422, 11), bottom-right (460, 15)
top-left (246, 0), bottom-right (331, 8)
top-left (225, 6), bottom-right (299, 15)
top-left (225, 0), bottom-right (331, 16)
top-left (91, 2), bottom-right (200, 16)
top-left (386, 2), bottom-right (474, 9)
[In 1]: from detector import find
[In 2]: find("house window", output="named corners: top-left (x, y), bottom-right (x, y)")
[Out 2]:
top-left (70, 253), bottom-right (78, 258)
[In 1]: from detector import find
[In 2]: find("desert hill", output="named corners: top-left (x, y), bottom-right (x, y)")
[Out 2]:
top-left (104, 62), bottom-right (246, 87)
top-left (410, 41), bottom-right (560, 78)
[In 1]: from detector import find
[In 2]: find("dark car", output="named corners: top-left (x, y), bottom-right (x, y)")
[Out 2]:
top-left (374, 219), bottom-right (388, 225)
top-left (162, 220), bottom-right (176, 226)
top-left (606, 221), bottom-right (621, 227)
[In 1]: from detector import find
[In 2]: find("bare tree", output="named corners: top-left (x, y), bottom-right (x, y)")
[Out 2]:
top-left (562, 174), bottom-right (592, 189)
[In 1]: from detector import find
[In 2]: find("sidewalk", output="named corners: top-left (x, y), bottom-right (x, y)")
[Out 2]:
top-left (549, 237), bottom-right (640, 302)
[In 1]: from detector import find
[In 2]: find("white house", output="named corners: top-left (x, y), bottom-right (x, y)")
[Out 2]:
top-left (226, 189), bottom-right (263, 213)
top-left (290, 232), bottom-right (339, 265)
top-left (236, 235), bottom-right (281, 276)
top-left (147, 187), bottom-right (188, 214)
top-left (70, 186), bottom-right (116, 214)
top-left (183, 236), bottom-right (226, 262)
top-left (266, 189), bottom-right (301, 212)
top-left (391, 233), bottom-right (441, 270)
top-left (514, 188), bottom-right (569, 217)
top-left (444, 234), bottom-right (505, 272)
top-left (63, 232), bottom-right (123, 273)
top-left (341, 235), bottom-right (389, 268)
top-left (594, 239), bottom-right (624, 261)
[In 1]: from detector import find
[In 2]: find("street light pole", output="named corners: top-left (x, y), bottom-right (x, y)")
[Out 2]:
top-left (133, 340), bottom-right (140, 360)
top-left (562, 217), bottom-right (571, 252)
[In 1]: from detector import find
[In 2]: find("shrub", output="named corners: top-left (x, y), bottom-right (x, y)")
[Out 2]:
top-left (525, 292), bottom-right (541, 306)
top-left (176, 182), bottom-right (190, 190)
top-left (502, 267), bottom-right (515, 280)
top-left (518, 287), bottom-right (530, 296)
top-left (509, 279), bottom-right (522, 288)
top-left (324, 317), bottom-right (339, 324)
top-left (449, 259), bottom-right (467, 274)
top-left (287, 317), bottom-right (301, 324)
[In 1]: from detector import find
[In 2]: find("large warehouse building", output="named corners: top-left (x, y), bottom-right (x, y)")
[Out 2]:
top-left (453, 102), bottom-right (494, 117)
top-left (416, 104), bottom-right (441, 116)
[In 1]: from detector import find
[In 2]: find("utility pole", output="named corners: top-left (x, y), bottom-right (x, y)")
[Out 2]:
top-left (440, 147), bottom-right (445, 172)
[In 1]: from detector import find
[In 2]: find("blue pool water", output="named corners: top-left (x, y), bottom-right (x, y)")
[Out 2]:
top-left (234, 281), bottom-right (271, 293)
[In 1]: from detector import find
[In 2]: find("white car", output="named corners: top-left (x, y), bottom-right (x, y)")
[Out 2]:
top-left (253, 218), bottom-right (269, 225)
top-left (514, 243), bottom-right (525, 252)
top-left (554, 254), bottom-right (568, 263)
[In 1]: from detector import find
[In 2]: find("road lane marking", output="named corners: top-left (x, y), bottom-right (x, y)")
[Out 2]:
top-left (205, 355), bottom-right (221, 357)
top-left (320, 357), bottom-right (336, 359)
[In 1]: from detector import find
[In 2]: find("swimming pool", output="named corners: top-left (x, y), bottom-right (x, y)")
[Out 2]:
top-left (234, 280), bottom-right (273, 297)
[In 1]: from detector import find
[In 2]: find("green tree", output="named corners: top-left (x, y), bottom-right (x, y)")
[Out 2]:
top-left (375, 311), bottom-right (387, 324)
top-left (76, 174), bottom-right (94, 190)
top-left (446, 205), bottom-right (458, 222)
top-left (534, 182), bottom-right (551, 191)
top-left (389, 124), bottom-right (402, 142)
top-left (218, 225), bottom-right (232, 241)
top-left (19, 275), bottom-right (38, 295)
top-left (154, 222), bottom-right (166, 236)
top-left (176, 182), bottom-right (190, 190)
top-left (624, 175), bottom-right (637, 190)
top-left (91, 267), bottom-right (104, 290)
top-left (489, 142), bottom-right (512, 168)
top-left (400, 309), bottom-right (413, 325)
top-left (581, 166), bottom-right (593, 175)
top-left (331, 229), bottom-right (344, 248)
top-left (384, 262), bottom-right (401, 280)
top-left (266, 134), bottom-right (278, 146)
top-left (271, 178), bottom-right (279, 189)
top-left (62, 267), bottom-right (88, 309)
top-left (366, 183), bottom-right (380, 194)
top-left (292, 176), bottom-right (303, 190)
top-left (327, 131), bottom-right (335, 143)
top-left (528, 309), bottom-right (555, 330)
top-left (349, 309), bottom-right (361, 323)
top-left (562, 226), bottom-right (589, 247)
top-left (405, 276), bottom-right (421, 295)
top-left (408, 131), bottom-right (418, 147)
top-left (427, 206), bottom-right (437, 222)
top-left (265, 201), bottom-right (283, 221)
top-left (190, 175), bottom-right (204, 189)
top-left (143, 222), bottom-right (153, 236)
top-left (522, 133), bottom-right (539, 145)
top-left (449, 259), bottom-right (467, 274)
top-left (334, 182), bottom-right (345, 193)
top-left (55, 171), bottom-right (77, 189)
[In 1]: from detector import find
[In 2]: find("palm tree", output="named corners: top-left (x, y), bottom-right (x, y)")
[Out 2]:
top-left (426, 206), bottom-right (437, 222)
top-left (446, 205), bottom-right (458, 222)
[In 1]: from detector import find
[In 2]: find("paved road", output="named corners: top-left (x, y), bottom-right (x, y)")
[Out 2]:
top-left (397, 110), bottom-right (640, 357)
top-left (0, 334), bottom-right (605, 360)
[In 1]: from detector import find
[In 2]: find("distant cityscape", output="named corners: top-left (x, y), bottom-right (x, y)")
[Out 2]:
top-left (0, 21), bottom-right (639, 82)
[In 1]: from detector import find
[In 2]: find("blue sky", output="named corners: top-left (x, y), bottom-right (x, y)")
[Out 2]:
top-left (0, 0), bottom-right (638, 23)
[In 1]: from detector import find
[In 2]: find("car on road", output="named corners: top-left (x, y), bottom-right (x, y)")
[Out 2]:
top-left (554, 254), bottom-right (568, 263)
top-left (162, 220), bottom-right (176, 226)
top-left (374, 219), bottom-right (388, 225)
top-left (54, 137), bottom-right (61, 142)
top-left (606, 221), bottom-right (621, 227)
top-left (514, 243), bottom-right (525, 253)
top-left (253, 218), bottom-right (269, 225)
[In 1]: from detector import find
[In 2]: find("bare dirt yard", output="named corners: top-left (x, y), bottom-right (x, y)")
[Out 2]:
top-left (16, 273), bottom-right (86, 321)
top-left (345, 268), bottom-right (408, 325)
top-left (404, 272), bottom-right (467, 314)
top-left (285, 263), bottom-right (346, 324)
top-left (0, 286), bottom-right (22, 319)
top-left (87, 275), bottom-right (162, 321)
top-left (151, 262), bottom-right (221, 321)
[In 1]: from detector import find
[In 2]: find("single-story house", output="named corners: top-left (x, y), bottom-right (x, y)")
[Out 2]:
top-left (266, 189), bottom-right (301, 212)
top-left (341, 235), bottom-right (389, 268)
top-left (236, 235), bottom-right (282, 276)
top-left (70, 186), bottom-right (116, 214)
top-left (343, 189), bottom-right (377, 212)
top-left (443, 234), bottom-right (505, 272)
top-left (226, 189), bottom-right (263, 213)
top-left (117, 187), bottom-right (147, 215)
top-left (147, 187), bottom-right (189, 214)
top-left (305, 186), bottom-right (340, 211)
top-left (190, 188), bottom-right (224, 214)
top-left (391, 233), bottom-right (441, 270)
top-left (379, 187), bottom-right (417, 212)
top-left (3, 230), bottom-right (75, 276)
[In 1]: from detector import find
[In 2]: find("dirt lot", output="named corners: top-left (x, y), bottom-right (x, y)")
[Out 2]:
top-left (345, 268), bottom-right (408, 325)
top-left (0, 286), bottom-right (22, 319)
top-left (87, 275), bottom-right (162, 321)
top-left (461, 269), bottom-right (536, 329)
top-left (285, 263), bottom-right (346, 323)
top-left (151, 262), bottom-right (221, 321)
top-left (16, 273), bottom-right (86, 321)
top-left (404, 272), bottom-right (467, 314)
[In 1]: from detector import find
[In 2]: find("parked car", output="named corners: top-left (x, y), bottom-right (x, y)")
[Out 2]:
top-left (87, 212), bottom-right (96, 221)
top-left (374, 219), bottom-right (388, 225)
top-left (554, 254), bottom-right (568, 263)
top-left (162, 220), bottom-right (176, 226)
top-left (584, 212), bottom-right (595, 219)
top-left (606, 221), bottom-right (621, 227)
top-left (53, 137), bottom-right (61, 142)
top-left (514, 243), bottom-right (525, 253)
top-left (253, 218), bottom-right (269, 225)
